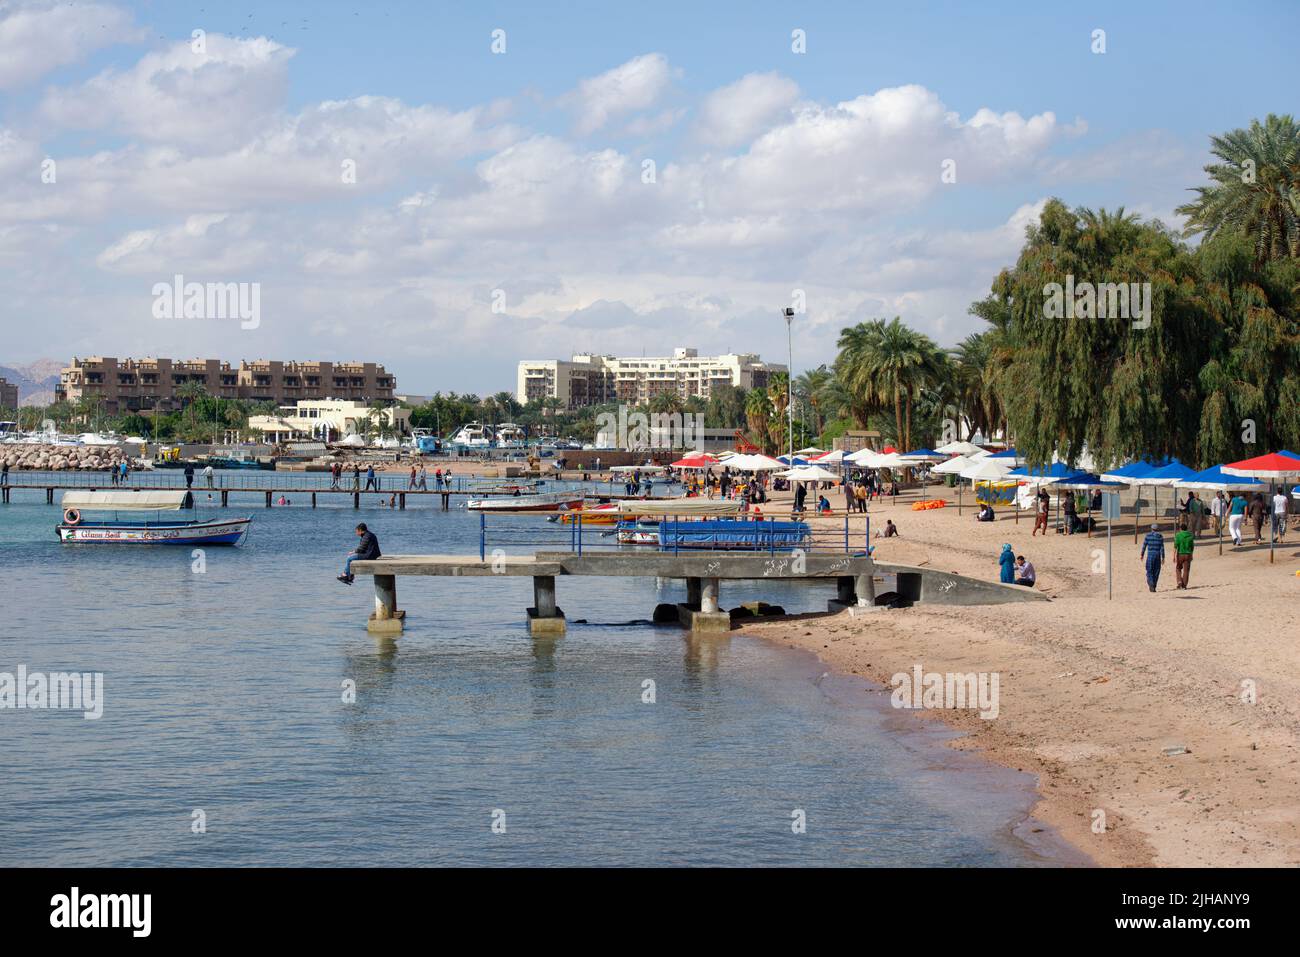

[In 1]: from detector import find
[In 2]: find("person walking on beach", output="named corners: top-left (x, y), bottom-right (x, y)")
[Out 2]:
top-left (337, 522), bottom-right (381, 585)
top-left (364, 464), bottom-right (377, 491)
top-left (1173, 519), bottom-right (1195, 590)
top-left (1273, 487), bottom-right (1289, 542)
top-left (843, 479), bottom-right (854, 513)
top-left (203, 463), bottom-right (214, 489)
top-left (1211, 491), bottom-right (1225, 536)
top-left (1227, 492), bottom-right (1247, 545)
top-left (855, 481), bottom-right (868, 513)
top-left (1247, 492), bottom-right (1267, 544)
top-left (998, 543), bottom-right (1016, 584)
top-left (1140, 523), bottom-right (1165, 592)
top-left (1063, 492), bottom-right (1079, 534)
top-left (1032, 489), bottom-right (1049, 536)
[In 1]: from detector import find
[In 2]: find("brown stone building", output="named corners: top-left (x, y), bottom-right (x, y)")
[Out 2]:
top-left (56, 357), bottom-right (396, 414)
top-left (0, 377), bottom-right (18, 410)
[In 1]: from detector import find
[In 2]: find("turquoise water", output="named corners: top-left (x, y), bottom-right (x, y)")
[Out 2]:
top-left (0, 475), bottom-right (1059, 866)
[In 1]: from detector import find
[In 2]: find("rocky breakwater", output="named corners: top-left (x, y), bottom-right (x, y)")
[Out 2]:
top-left (2, 443), bottom-right (142, 472)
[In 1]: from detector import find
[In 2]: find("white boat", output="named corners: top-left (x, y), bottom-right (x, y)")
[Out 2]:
top-left (56, 491), bottom-right (252, 546)
top-left (451, 423), bottom-right (494, 447)
top-left (466, 490), bottom-right (585, 512)
top-left (495, 423), bottom-right (527, 448)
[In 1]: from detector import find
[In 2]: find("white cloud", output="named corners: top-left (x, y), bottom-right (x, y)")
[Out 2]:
top-left (0, 0), bottom-right (140, 90)
top-left (563, 53), bottom-right (675, 134)
top-left (694, 72), bottom-right (799, 147)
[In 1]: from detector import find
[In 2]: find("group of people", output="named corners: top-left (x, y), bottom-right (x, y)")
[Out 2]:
top-left (399, 464), bottom-right (455, 491)
top-left (997, 544), bottom-right (1036, 587)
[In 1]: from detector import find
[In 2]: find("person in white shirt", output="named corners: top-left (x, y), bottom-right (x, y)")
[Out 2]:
top-left (202, 463), bottom-right (214, 488)
top-left (1210, 492), bottom-right (1225, 536)
top-left (1273, 490), bottom-right (1289, 541)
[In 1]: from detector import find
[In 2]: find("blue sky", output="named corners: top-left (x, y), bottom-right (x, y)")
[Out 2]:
top-left (1, 0), bottom-right (1295, 394)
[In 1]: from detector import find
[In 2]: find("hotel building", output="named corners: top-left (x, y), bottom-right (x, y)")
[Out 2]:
top-left (517, 348), bottom-right (785, 410)
top-left (56, 357), bottom-right (396, 414)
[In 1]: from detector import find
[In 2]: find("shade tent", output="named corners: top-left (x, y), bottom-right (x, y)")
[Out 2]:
top-left (1051, 472), bottom-right (1130, 490)
top-left (670, 454), bottom-right (719, 469)
top-left (1172, 465), bottom-right (1265, 492)
top-left (1007, 462), bottom-right (1076, 486)
top-left (986, 448), bottom-right (1022, 460)
top-left (779, 466), bottom-right (839, 482)
top-left (793, 447), bottom-right (825, 457)
top-left (898, 448), bottom-right (946, 462)
top-left (931, 455), bottom-right (973, 475)
top-left (728, 454), bottom-right (786, 471)
top-left (776, 455), bottom-right (810, 466)
top-left (934, 440), bottom-right (986, 457)
top-left (1221, 452), bottom-right (1300, 563)
top-left (960, 458), bottom-right (1013, 480)
top-left (810, 449), bottom-right (847, 465)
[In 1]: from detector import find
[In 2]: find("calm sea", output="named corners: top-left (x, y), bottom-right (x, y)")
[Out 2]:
top-left (0, 472), bottom-right (1062, 866)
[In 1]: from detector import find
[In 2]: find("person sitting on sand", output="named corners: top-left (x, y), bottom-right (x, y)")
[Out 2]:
top-left (998, 543), bottom-right (1015, 583)
top-left (976, 503), bottom-right (995, 522)
top-left (882, 519), bottom-right (898, 538)
top-left (817, 495), bottom-right (831, 515)
top-left (1014, 555), bottom-right (1036, 587)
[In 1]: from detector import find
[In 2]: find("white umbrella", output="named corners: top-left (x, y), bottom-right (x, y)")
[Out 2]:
top-left (811, 449), bottom-right (847, 465)
top-left (845, 448), bottom-right (882, 467)
top-left (934, 440), bottom-right (986, 456)
top-left (932, 454), bottom-right (973, 475)
top-left (727, 453), bottom-right (786, 471)
top-left (794, 446), bottom-right (825, 456)
top-left (960, 458), bottom-right (1012, 481)
top-left (779, 465), bottom-right (839, 482)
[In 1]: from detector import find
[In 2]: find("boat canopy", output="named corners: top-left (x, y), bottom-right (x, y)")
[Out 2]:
top-left (61, 490), bottom-right (189, 511)
top-left (616, 498), bottom-right (742, 516)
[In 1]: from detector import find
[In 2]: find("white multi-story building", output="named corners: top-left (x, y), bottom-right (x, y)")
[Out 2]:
top-left (517, 348), bottom-right (785, 409)
top-left (246, 399), bottom-right (411, 443)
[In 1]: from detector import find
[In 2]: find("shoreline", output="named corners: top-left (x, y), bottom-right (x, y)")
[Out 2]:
top-left (735, 483), bottom-right (1300, 868)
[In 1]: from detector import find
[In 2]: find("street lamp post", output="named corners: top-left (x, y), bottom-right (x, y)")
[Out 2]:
top-left (783, 307), bottom-right (795, 462)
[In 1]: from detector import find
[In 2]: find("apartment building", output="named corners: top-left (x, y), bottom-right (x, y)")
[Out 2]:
top-left (517, 348), bottom-right (785, 410)
top-left (0, 377), bottom-right (18, 410)
top-left (56, 357), bottom-right (396, 414)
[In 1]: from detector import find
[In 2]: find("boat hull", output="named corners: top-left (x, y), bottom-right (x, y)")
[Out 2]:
top-left (57, 517), bottom-right (252, 545)
top-left (466, 493), bottom-right (584, 513)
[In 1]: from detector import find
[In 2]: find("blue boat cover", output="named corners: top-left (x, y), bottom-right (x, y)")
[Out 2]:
top-left (657, 519), bottom-right (809, 550)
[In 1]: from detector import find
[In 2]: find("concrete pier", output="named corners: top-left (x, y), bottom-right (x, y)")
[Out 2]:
top-left (527, 574), bottom-right (566, 636)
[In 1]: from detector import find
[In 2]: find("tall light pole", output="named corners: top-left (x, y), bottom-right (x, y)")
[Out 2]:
top-left (782, 307), bottom-right (795, 461)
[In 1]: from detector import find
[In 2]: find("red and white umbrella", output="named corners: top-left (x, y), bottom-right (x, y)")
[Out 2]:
top-left (1221, 452), bottom-right (1300, 562)
top-left (670, 453), bottom-right (719, 469)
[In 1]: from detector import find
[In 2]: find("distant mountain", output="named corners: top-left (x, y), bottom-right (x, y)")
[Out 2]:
top-left (0, 359), bottom-right (62, 406)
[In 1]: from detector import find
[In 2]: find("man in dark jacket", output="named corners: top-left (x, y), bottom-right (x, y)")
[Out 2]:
top-left (338, 523), bottom-right (381, 584)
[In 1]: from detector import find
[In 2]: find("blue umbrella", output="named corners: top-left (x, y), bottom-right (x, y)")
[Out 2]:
top-left (1007, 462), bottom-right (1075, 480)
top-left (987, 448), bottom-right (1020, 459)
top-left (1173, 465), bottom-right (1265, 491)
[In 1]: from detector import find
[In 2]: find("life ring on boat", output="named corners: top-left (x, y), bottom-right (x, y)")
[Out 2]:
top-left (63, 508), bottom-right (81, 526)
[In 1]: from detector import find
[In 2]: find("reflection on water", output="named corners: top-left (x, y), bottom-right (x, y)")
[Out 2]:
top-left (0, 486), bottom-right (1061, 866)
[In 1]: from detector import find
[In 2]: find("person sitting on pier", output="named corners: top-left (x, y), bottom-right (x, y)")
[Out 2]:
top-left (338, 523), bottom-right (381, 585)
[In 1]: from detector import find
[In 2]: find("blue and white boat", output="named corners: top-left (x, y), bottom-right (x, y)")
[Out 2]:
top-left (56, 490), bottom-right (252, 546)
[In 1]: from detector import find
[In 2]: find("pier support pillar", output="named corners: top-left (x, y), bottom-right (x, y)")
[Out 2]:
top-left (265, 490), bottom-right (273, 508)
top-left (311, 492), bottom-right (317, 508)
top-left (527, 575), bottom-right (566, 636)
top-left (221, 490), bottom-right (228, 507)
top-left (701, 577), bottom-right (720, 614)
top-left (353, 492), bottom-right (360, 510)
top-left (47, 487), bottom-right (53, 504)
top-left (855, 572), bottom-right (876, 607)
top-left (686, 577), bottom-right (702, 609)
top-left (399, 493), bottom-right (406, 510)
top-left (829, 575), bottom-right (857, 613)
top-left (367, 574), bottom-right (404, 636)
top-left (441, 492), bottom-right (450, 510)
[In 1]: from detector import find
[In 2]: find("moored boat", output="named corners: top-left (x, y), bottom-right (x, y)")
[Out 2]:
top-left (466, 490), bottom-right (584, 512)
top-left (56, 491), bottom-right (252, 546)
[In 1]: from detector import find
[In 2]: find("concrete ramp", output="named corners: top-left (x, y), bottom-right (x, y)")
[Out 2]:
top-left (874, 563), bottom-right (1049, 605)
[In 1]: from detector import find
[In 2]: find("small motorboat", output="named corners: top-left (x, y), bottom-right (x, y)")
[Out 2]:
top-left (56, 490), bottom-right (252, 545)
top-left (555, 501), bottom-right (622, 524)
top-left (466, 490), bottom-right (584, 512)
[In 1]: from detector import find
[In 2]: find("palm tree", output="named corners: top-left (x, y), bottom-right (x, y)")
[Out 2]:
top-left (766, 371), bottom-right (790, 453)
top-left (794, 366), bottom-right (833, 436)
top-left (744, 388), bottom-right (773, 453)
top-left (835, 317), bottom-right (945, 451)
top-left (1176, 114), bottom-right (1300, 265)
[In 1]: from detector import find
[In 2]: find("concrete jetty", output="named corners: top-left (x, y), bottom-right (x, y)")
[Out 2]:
top-left (349, 551), bottom-right (1046, 636)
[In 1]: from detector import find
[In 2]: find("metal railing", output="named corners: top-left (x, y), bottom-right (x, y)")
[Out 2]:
top-left (477, 511), bottom-right (871, 561)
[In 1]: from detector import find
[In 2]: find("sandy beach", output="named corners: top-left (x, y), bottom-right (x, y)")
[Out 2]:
top-left (733, 484), bottom-right (1300, 867)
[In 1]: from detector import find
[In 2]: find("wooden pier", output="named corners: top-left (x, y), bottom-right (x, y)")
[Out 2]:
top-left (349, 551), bottom-right (1047, 637)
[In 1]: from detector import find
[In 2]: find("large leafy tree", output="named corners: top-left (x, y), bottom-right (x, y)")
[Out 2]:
top-left (1176, 114), bottom-right (1300, 266)
top-left (835, 317), bottom-right (944, 451)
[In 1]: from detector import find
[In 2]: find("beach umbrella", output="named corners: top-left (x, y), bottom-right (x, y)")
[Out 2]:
top-left (986, 447), bottom-right (1022, 461)
top-left (963, 458), bottom-right (1018, 520)
top-left (1175, 465), bottom-right (1266, 555)
top-left (670, 453), bottom-right (718, 469)
top-left (845, 448), bottom-right (883, 467)
top-left (810, 449), bottom-right (846, 466)
top-left (776, 454), bottom-right (809, 466)
top-left (1052, 471), bottom-right (1130, 539)
top-left (1222, 452), bottom-right (1300, 563)
top-left (932, 454), bottom-right (973, 475)
top-left (934, 440), bottom-right (986, 457)
top-left (730, 453), bottom-right (786, 471)
top-left (779, 465), bottom-right (839, 482)
top-left (794, 446), bottom-right (825, 457)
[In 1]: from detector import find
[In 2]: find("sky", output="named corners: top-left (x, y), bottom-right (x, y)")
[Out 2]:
top-left (1, 0), bottom-right (1296, 396)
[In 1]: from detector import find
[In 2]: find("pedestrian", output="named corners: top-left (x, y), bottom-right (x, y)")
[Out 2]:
top-left (330, 462), bottom-right (341, 490)
top-left (843, 479), bottom-right (854, 514)
top-left (1173, 518), bottom-right (1194, 590)
top-left (337, 522), bottom-right (380, 584)
top-left (365, 464), bottom-right (377, 491)
top-left (417, 465), bottom-right (428, 491)
top-left (110, 461), bottom-right (120, 486)
top-left (352, 464), bottom-right (361, 491)
top-left (1273, 486), bottom-right (1289, 541)
top-left (184, 462), bottom-right (195, 489)
top-left (0, 460), bottom-right (8, 487)
top-left (1063, 492), bottom-right (1079, 535)
top-left (1140, 523), bottom-right (1165, 592)
top-left (1032, 488), bottom-right (1049, 536)
top-left (998, 543), bottom-right (1015, 584)
top-left (1211, 491), bottom-right (1225, 537)
top-left (408, 466), bottom-right (417, 490)
top-left (1247, 492), bottom-right (1266, 544)
top-left (203, 463), bottom-right (214, 489)
top-left (1227, 491), bottom-right (1247, 545)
